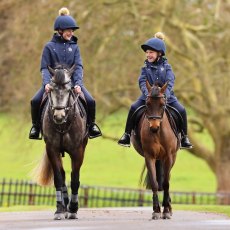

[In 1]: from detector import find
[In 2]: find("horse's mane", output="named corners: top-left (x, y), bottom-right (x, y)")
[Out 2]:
top-left (53, 64), bottom-right (70, 85)
top-left (150, 83), bottom-right (162, 97)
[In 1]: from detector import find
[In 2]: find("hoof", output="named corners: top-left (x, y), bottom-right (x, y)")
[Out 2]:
top-left (68, 212), bottom-right (77, 219)
top-left (162, 212), bottom-right (171, 219)
top-left (152, 212), bottom-right (161, 220)
top-left (64, 212), bottom-right (68, 219)
top-left (54, 213), bottom-right (65, 220)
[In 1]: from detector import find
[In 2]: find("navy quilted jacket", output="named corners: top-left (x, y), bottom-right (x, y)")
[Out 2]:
top-left (138, 57), bottom-right (177, 103)
top-left (40, 33), bottom-right (83, 87)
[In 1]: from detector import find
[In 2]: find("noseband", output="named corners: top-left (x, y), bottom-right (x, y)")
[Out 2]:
top-left (145, 95), bottom-right (166, 122)
top-left (48, 90), bottom-right (77, 112)
top-left (48, 78), bottom-right (79, 123)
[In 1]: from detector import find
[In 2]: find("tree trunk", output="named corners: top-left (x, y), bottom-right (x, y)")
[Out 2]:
top-left (215, 135), bottom-right (230, 204)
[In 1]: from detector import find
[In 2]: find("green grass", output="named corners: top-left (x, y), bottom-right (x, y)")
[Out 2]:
top-left (0, 111), bottom-right (216, 191)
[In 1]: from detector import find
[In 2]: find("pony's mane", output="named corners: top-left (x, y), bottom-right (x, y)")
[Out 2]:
top-left (150, 84), bottom-right (161, 97)
top-left (54, 70), bottom-right (65, 85)
top-left (53, 64), bottom-right (70, 85)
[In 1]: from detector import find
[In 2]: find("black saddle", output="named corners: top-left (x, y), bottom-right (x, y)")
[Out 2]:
top-left (132, 105), bottom-right (146, 128)
top-left (132, 104), bottom-right (182, 139)
top-left (165, 104), bottom-right (183, 138)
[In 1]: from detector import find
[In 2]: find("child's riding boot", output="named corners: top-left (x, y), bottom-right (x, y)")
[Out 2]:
top-left (118, 132), bottom-right (131, 147)
top-left (181, 135), bottom-right (193, 149)
top-left (180, 116), bottom-right (193, 149)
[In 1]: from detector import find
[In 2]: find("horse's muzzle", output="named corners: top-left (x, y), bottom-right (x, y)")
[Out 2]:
top-left (53, 109), bottom-right (66, 124)
top-left (150, 126), bottom-right (159, 133)
top-left (148, 119), bottom-right (161, 133)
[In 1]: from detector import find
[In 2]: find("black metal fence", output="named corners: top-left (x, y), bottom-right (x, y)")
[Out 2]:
top-left (1, 178), bottom-right (230, 207)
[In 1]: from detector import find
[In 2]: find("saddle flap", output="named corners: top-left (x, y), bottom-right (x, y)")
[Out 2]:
top-left (132, 105), bottom-right (146, 129)
top-left (165, 105), bottom-right (182, 136)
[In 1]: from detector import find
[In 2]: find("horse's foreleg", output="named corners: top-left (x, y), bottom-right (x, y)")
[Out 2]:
top-left (61, 168), bottom-right (69, 211)
top-left (47, 148), bottom-right (65, 220)
top-left (162, 157), bottom-right (173, 219)
top-left (67, 171), bottom-right (80, 219)
top-left (145, 156), bottom-right (161, 219)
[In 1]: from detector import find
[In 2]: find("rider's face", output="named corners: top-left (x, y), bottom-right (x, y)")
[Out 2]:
top-left (62, 29), bottom-right (74, 41)
top-left (145, 50), bottom-right (158, 62)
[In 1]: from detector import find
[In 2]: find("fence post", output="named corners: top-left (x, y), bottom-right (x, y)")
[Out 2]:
top-left (83, 186), bottom-right (89, 207)
top-left (192, 192), bottom-right (196, 204)
top-left (0, 178), bottom-right (6, 206)
top-left (28, 182), bottom-right (35, 205)
top-left (138, 189), bottom-right (144, 206)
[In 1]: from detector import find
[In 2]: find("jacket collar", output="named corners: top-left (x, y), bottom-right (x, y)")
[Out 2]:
top-left (51, 33), bottom-right (78, 44)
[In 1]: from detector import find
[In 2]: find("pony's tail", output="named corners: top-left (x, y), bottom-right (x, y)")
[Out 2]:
top-left (139, 161), bottom-right (164, 191)
top-left (139, 164), bottom-right (152, 189)
top-left (31, 150), bottom-right (54, 186)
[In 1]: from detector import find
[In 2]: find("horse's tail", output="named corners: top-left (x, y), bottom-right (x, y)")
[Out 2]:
top-left (139, 164), bottom-right (152, 189)
top-left (31, 150), bottom-right (54, 186)
top-left (139, 160), bottom-right (164, 190)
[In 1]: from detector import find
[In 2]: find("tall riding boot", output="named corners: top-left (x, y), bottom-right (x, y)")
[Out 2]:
top-left (118, 109), bottom-right (134, 147)
top-left (180, 112), bottom-right (193, 149)
top-left (87, 105), bottom-right (102, 139)
top-left (29, 102), bottom-right (41, 140)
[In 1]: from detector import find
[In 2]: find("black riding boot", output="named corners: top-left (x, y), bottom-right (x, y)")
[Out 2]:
top-left (29, 102), bottom-right (41, 140)
top-left (88, 122), bottom-right (102, 139)
top-left (118, 109), bottom-right (134, 147)
top-left (87, 105), bottom-right (102, 139)
top-left (180, 112), bottom-right (193, 149)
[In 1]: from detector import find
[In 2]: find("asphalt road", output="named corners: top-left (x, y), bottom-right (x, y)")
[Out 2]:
top-left (0, 207), bottom-right (230, 230)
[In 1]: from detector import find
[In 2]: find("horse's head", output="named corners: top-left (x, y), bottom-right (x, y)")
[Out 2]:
top-left (48, 64), bottom-right (76, 124)
top-left (145, 81), bottom-right (167, 132)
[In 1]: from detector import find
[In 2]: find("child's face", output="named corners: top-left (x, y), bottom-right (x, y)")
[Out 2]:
top-left (145, 50), bottom-right (158, 62)
top-left (62, 29), bottom-right (74, 41)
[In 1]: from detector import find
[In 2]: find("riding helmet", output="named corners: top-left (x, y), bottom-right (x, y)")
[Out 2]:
top-left (141, 32), bottom-right (166, 55)
top-left (54, 7), bottom-right (79, 31)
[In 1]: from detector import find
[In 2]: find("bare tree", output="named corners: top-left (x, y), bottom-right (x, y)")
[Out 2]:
top-left (0, 0), bottom-right (230, 192)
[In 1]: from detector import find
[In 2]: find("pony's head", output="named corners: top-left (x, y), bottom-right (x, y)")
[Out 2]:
top-left (145, 81), bottom-right (168, 132)
top-left (47, 64), bottom-right (76, 124)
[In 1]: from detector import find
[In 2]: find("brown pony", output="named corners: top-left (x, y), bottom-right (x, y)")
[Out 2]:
top-left (131, 81), bottom-right (179, 219)
top-left (32, 65), bottom-right (88, 220)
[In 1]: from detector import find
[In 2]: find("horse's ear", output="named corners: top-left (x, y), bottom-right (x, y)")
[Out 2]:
top-left (47, 66), bottom-right (55, 76)
top-left (146, 80), bottom-right (152, 92)
top-left (69, 64), bottom-right (76, 76)
top-left (160, 81), bottom-right (169, 94)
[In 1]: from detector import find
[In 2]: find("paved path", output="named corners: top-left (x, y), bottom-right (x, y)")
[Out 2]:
top-left (0, 207), bottom-right (230, 230)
